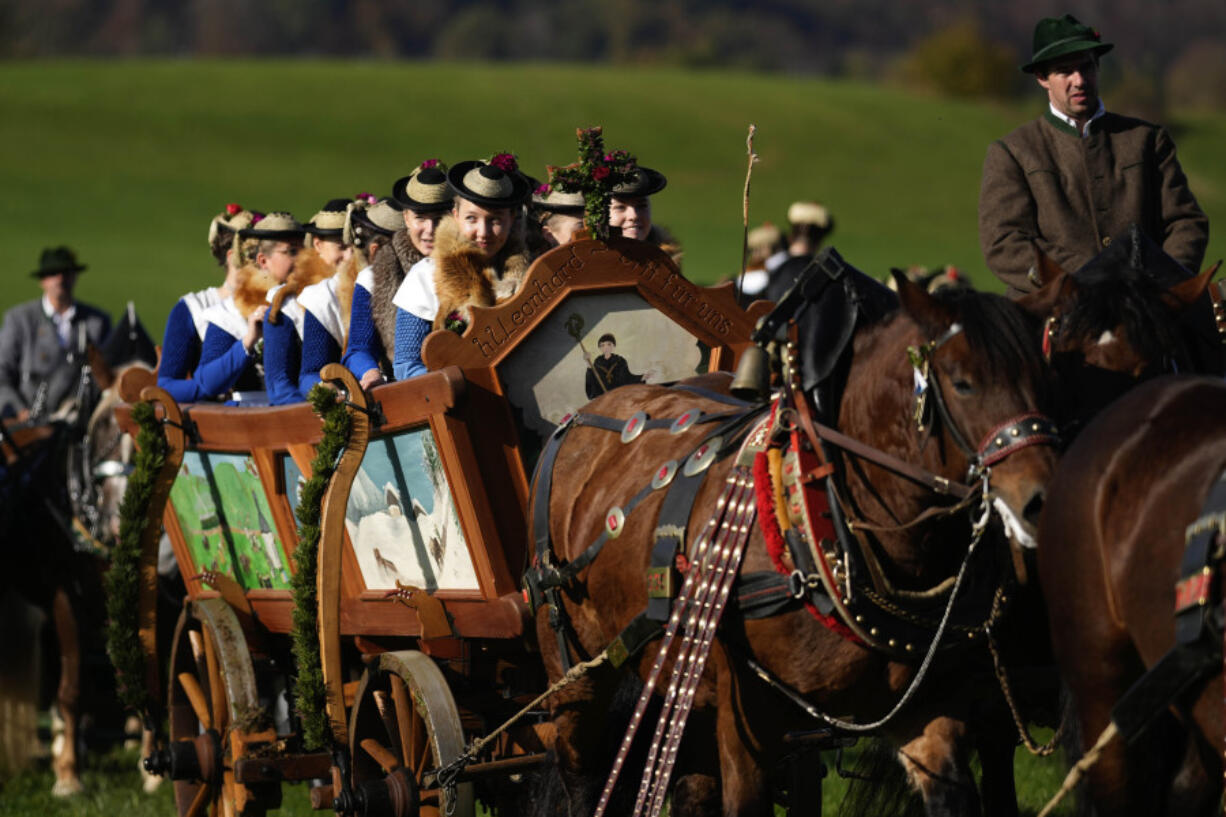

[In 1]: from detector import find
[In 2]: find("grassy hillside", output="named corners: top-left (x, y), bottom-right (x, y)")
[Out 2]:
top-left (1, 59), bottom-right (1224, 341)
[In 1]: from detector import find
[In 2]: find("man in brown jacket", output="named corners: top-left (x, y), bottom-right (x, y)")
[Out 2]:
top-left (978, 14), bottom-right (1208, 296)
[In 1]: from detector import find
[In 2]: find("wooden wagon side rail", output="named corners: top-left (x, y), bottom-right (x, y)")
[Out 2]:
top-left (315, 364), bottom-right (372, 747)
top-left (135, 384), bottom-right (189, 708)
top-left (111, 366), bottom-right (189, 713)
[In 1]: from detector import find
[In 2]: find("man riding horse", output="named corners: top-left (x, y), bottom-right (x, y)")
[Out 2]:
top-left (979, 14), bottom-right (1208, 296)
top-left (0, 247), bottom-right (111, 422)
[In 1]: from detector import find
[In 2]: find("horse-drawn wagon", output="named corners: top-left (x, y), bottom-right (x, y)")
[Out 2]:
top-left (111, 235), bottom-right (761, 816)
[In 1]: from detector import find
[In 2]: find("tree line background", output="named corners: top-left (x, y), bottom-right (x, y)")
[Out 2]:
top-left (4, 0), bottom-right (1225, 114)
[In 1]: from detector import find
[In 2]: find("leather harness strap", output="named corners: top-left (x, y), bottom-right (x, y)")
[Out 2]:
top-left (1106, 470), bottom-right (1226, 743)
top-left (525, 392), bottom-right (763, 671)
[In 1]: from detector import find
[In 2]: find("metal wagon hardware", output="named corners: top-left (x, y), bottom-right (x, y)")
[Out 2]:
top-left (111, 236), bottom-right (762, 816)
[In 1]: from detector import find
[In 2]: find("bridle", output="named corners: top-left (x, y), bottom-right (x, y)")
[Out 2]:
top-left (909, 322), bottom-right (1060, 483)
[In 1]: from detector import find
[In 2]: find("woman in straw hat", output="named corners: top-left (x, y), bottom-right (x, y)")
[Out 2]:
top-left (194, 212), bottom-right (304, 404)
top-left (262, 199), bottom-right (350, 405)
top-left (391, 154), bottom-right (531, 380)
top-left (156, 204), bottom-right (260, 402)
top-left (298, 196), bottom-right (399, 396)
top-left (344, 160), bottom-right (451, 388)
top-left (529, 183), bottom-right (587, 252)
top-left (609, 163), bottom-right (681, 260)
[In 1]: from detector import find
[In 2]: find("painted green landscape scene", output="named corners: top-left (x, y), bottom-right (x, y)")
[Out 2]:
top-left (168, 451), bottom-right (291, 591)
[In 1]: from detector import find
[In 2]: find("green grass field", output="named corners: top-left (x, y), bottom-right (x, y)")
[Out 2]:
top-left (0, 740), bottom-right (1074, 816)
top-left (1, 60), bottom-right (1224, 342)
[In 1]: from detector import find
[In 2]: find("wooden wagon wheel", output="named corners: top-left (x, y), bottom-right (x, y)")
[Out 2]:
top-left (347, 650), bottom-right (475, 817)
top-left (164, 598), bottom-right (278, 817)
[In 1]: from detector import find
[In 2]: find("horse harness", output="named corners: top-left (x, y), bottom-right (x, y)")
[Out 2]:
top-left (523, 329), bottom-right (1060, 672)
top-left (1106, 470), bottom-right (1226, 745)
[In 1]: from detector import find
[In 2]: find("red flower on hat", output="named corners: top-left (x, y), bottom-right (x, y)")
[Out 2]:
top-left (444, 310), bottom-right (469, 334)
top-left (225, 203), bottom-right (242, 216)
top-left (489, 153), bottom-right (518, 173)
top-left (355, 192), bottom-right (376, 205)
top-left (592, 166), bottom-right (611, 181)
top-left (421, 158), bottom-right (439, 169)
top-left (535, 183), bottom-right (551, 196)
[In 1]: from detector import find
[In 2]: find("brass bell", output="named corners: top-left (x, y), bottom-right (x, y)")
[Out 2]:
top-left (730, 344), bottom-right (771, 402)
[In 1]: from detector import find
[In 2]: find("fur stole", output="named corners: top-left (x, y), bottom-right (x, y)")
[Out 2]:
top-left (431, 216), bottom-right (531, 330)
top-left (370, 229), bottom-right (423, 356)
top-left (234, 264), bottom-right (277, 318)
top-left (270, 248), bottom-right (335, 321)
top-left (335, 251), bottom-right (361, 343)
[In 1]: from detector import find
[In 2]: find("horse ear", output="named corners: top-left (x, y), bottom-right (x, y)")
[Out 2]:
top-left (1162, 261), bottom-right (1221, 310)
top-left (1015, 271), bottom-right (1078, 319)
top-left (892, 268), bottom-right (955, 331)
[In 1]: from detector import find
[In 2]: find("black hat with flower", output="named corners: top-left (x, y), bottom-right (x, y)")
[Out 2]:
top-left (531, 182), bottom-right (586, 218)
top-left (392, 159), bottom-right (453, 214)
top-left (612, 166), bottom-right (668, 198)
top-left (304, 198), bottom-right (353, 239)
top-left (447, 154), bottom-right (531, 209)
top-left (239, 211), bottom-right (306, 242)
top-left (347, 198), bottom-right (403, 244)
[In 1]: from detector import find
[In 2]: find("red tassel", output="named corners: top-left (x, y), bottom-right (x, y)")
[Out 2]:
top-left (752, 450), bottom-right (863, 644)
top-left (753, 451), bottom-right (789, 572)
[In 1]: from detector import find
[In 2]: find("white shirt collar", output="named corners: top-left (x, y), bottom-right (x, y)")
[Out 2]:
top-left (1049, 100), bottom-right (1105, 138)
top-left (42, 296), bottom-right (77, 348)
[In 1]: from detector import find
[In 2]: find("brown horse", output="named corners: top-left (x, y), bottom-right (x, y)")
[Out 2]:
top-left (1037, 375), bottom-right (1226, 816)
top-left (532, 269), bottom-right (1058, 816)
top-left (1017, 227), bottom-right (1223, 434)
top-left (0, 311), bottom-right (155, 796)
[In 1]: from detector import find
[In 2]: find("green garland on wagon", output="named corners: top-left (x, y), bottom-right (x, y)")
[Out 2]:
top-left (103, 400), bottom-right (167, 719)
top-left (290, 384), bottom-right (352, 751)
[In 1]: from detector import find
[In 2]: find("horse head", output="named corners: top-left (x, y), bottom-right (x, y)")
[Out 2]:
top-left (838, 272), bottom-right (1057, 581)
top-left (1018, 226), bottom-right (1223, 431)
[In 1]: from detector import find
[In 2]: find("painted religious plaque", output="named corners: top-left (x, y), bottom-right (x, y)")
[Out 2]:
top-left (500, 290), bottom-right (707, 461)
top-left (344, 426), bottom-right (478, 592)
top-left (168, 451), bottom-right (292, 590)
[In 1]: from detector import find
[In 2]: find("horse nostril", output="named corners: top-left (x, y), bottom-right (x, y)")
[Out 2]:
top-left (1022, 489), bottom-right (1046, 527)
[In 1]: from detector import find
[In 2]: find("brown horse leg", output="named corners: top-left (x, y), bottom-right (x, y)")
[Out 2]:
top-left (1163, 678), bottom-right (1224, 816)
top-left (896, 717), bottom-right (981, 817)
top-left (713, 655), bottom-right (772, 817)
top-left (670, 709), bottom-right (721, 817)
top-left (50, 586), bottom-right (83, 797)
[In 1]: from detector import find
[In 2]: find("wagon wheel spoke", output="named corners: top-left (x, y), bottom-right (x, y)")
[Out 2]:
top-left (350, 652), bottom-right (473, 817)
top-left (202, 625), bottom-right (228, 735)
top-left (188, 630), bottom-right (209, 692)
top-left (359, 737), bottom-right (401, 773)
top-left (177, 672), bottom-right (212, 731)
top-left (169, 603), bottom-right (268, 817)
top-left (389, 674), bottom-right (416, 770)
top-left (184, 783), bottom-right (211, 817)
top-left (371, 689), bottom-right (403, 764)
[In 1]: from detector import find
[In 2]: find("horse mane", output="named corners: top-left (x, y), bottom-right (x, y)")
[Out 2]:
top-left (943, 287), bottom-right (1047, 385)
top-left (875, 286), bottom-right (1047, 390)
top-left (1065, 260), bottom-right (1185, 368)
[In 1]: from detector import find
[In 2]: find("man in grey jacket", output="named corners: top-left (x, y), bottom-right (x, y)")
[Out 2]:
top-left (978, 14), bottom-right (1208, 296)
top-left (0, 247), bottom-right (111, 420)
